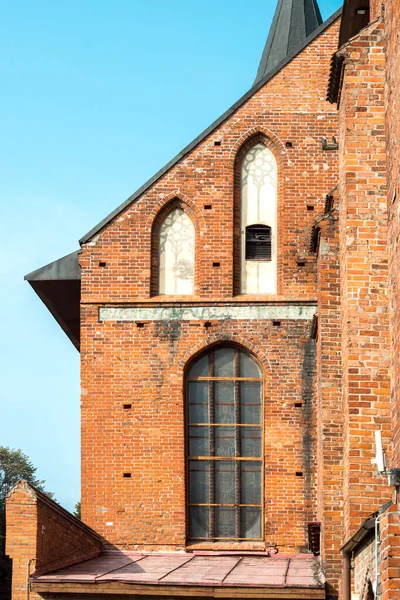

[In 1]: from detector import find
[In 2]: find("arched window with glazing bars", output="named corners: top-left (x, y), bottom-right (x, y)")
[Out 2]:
top-left (186, 346), bottom-right (263, 541)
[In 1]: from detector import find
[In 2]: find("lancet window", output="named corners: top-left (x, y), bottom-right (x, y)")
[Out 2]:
top-left (158, 208), bottom-right (195, 295)
top-left (240, 143), bottom-right (277, 293)
top-left (187, 346), bottom-right (263, 541)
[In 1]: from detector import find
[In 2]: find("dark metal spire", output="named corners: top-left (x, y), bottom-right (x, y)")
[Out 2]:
top-left (254, 0), bottom-right (323, 84)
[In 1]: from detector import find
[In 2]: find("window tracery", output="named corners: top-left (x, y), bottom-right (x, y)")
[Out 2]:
top-left (240, 143), bottom-right (277, 294)
top-left (158, 208), bottom-right (195, 295)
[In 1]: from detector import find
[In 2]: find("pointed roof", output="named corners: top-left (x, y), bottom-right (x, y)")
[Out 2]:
top-left (25, 7), bottom-right (342, 351)
top-left (254, 0), bottom-right (323, 84)
top-left (78, 6), bottom-right (340, 246)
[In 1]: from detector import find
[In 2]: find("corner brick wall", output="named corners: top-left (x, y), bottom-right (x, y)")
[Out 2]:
top-left (380, 504), bottom-right (400, 600)
top-left (315, 199), bottom-right (343, 597)
top-left (79, 19), bottom-right (340, 553)
top-left (370, 1), bottom-right (384, 21)
top-left (385, 0), bottom-right (400, 466)
top-left (6, 482), bottom-right (101, 600)
top-left (337, 19), bottom-right (392, 541)
top-left (353, 531), bottom-right (376, 599)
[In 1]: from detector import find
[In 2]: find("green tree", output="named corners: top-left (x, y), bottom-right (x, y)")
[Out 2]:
top-left (0, 447), bottom-right (53, 600)
top-left (73, 501), bottom-right (81, 520)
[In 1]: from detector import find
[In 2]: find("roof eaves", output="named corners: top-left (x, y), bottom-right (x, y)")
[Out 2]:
top-left (341, 501), bottom-right (392, 554)
top-left (79, 7), bottom-right (342, 245)
top-left (25, 250), bottom-right (81, 282)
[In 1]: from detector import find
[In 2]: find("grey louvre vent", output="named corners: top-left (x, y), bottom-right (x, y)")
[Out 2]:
top-left (245, 225), bottom-right (272, 261)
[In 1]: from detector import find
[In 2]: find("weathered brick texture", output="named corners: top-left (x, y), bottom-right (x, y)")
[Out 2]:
top-left (315, 195), bottom-right (343, 595)
top-left (6, 481), bottom-right (101, 600)
top-left (337, 19), bottom-right (392, 541)
top-left (380, 505), bottom-right (400, 600)
top-left (353, 532), bottom-right (376, 599)
top-left (78, 17), bottom-right (340, 558)
top-left (386, 0), bottom-right (400, 466)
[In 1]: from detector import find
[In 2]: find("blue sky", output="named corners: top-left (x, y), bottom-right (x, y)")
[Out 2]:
top-left (0, 0), bottom-right (342, 511)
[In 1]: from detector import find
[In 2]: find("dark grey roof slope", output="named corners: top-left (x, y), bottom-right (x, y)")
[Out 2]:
top-left (25, 251), bottom-right (81, 350)
top-left (79, 6), bottom-right (342, 245)
top-left (254, 0), bottom-right (323, 84)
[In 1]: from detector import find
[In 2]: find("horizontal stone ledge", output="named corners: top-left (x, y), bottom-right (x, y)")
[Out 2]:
top-left (99, 305), bottom-right (317, 322)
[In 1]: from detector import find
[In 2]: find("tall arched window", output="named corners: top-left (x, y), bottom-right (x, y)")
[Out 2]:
top-left (240, 143), bottom-right (277, 294)
top-left (158, 208), bottom-right (195, 295)
top-left (187, 347), bottom-right (263, 541)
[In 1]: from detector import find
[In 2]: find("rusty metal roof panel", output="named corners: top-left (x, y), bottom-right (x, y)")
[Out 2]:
top-left (32, 552), bottom-right (326, 590)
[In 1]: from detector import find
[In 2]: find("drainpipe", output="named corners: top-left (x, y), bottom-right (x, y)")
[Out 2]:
top-left (340, 502), bottom-right (392, 600)
top-left (341, 549), bottom-right (351, 600)
top-left (374, 513), bottom-right (383, 598)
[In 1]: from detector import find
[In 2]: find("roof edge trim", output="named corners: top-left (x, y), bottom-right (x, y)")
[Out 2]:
top-left (25, 250), bottom-right (81, 281)
top-left (79, 7), bottom-right (342, 245)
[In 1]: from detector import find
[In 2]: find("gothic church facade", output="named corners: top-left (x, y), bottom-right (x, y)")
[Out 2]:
top-left (6, 1), bottom-right (400, 599)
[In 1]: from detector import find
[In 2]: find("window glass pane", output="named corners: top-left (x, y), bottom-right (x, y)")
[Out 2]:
top-left (186, 347), bottom-right (264, 541)
top-left (159, 208), bottom-right (195, 295)
top-left (215, 381), bottom-right (235, 424)
top-left (215, 426), bottom-right (236, 457)
top-left (241, 507), bottom-right (261, 539)
top-left (189, 507), bottom-right (209, 538)
top-left (188, 382), bottom-right (209, 423)
top-left (240, 144), bottom-right (277, 294)
top-left (215, 461), bottom-right (235, 504)
top-left (214, 348), bottom-right (235, 377)
top-left (240, 352), bottom-right (261, 378)
top-left (241, 426), bottom-right (262, 457)
top-left (241, 461), bottom-right (262, 505)
top-left (240, 382), bottom-right (262, 424)
top-left (188, 355), bottom-right (209, 378)
top-left (189, 461), bottom-right (210, 504)
top-left (215, 507), bottom-right (236, 538)
top-left (189, 427), bottom-right (210, 456)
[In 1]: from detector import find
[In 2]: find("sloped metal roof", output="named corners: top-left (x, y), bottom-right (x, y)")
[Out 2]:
top-left (24, 251), bottom-right (81, 350)
top-left (32, 551), bottom-right (325, 597)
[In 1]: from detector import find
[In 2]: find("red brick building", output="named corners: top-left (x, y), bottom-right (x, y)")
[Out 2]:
top-left (5, 1), bottom-right (400, 599)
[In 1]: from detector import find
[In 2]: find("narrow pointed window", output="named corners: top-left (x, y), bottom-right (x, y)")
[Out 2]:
top-left (240, 144), bottom-right (277, 294)
top-left (187, 347), bottom-right (263, 541)
top-left (159, 208), bottom-right (195, 295)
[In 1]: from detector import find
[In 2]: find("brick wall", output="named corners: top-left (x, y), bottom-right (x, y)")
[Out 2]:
top-left (315, 195), bottom-right (343, 596)
top-left (353, 531), bottom-right (376, 599)
top-left (78, 18), bottom-right (340, 553)
top-left (79, 20), bottom-right (340, 305)
top-left (380, 504), bottom-right (400, 600)
top-left (370, 0), bottom-right (384, 21)
top-left (81, 314), bottom-right (318, 552)
top-left (337, 18), bottom-right (392, 541)
top-left (6, 481), bottom-right (101, 600)
top-left (385, 0), bottom-right (400, 466)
